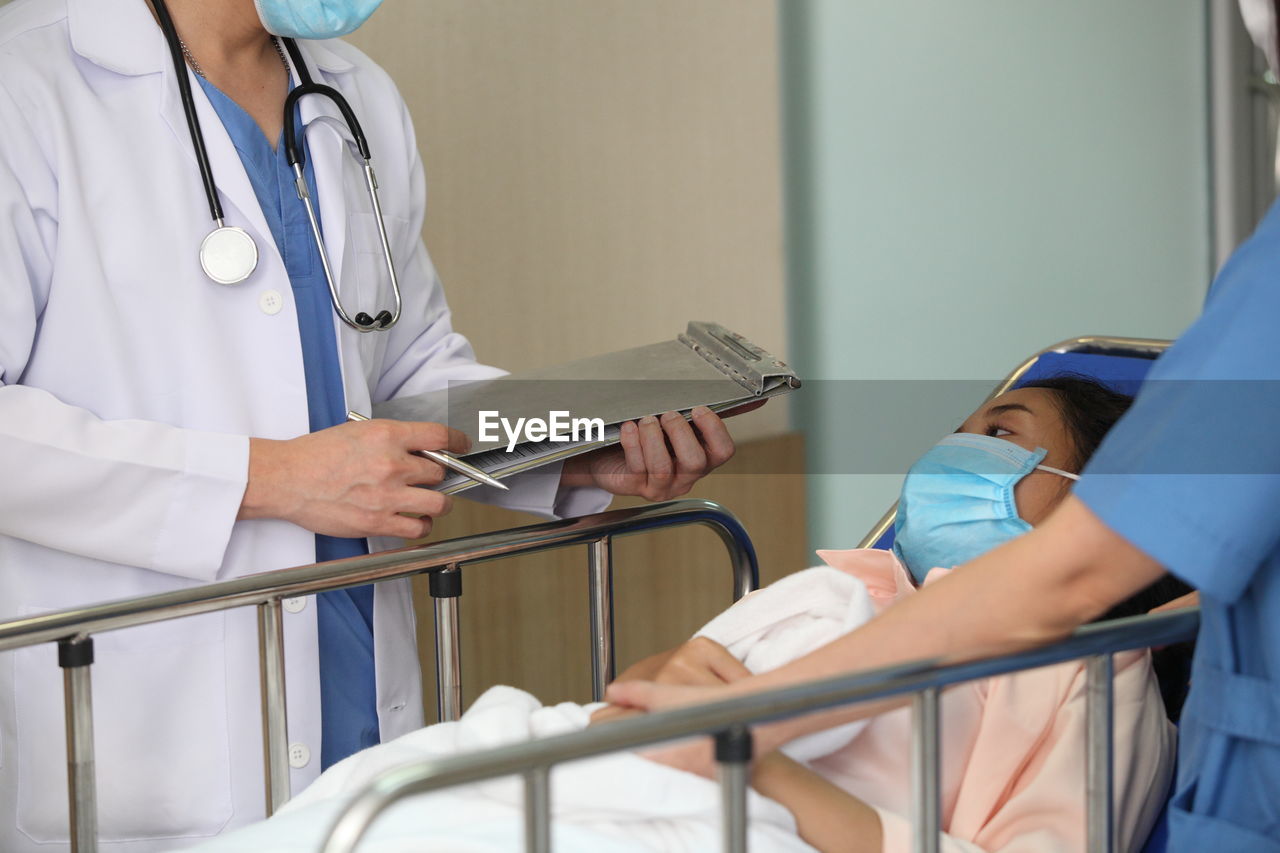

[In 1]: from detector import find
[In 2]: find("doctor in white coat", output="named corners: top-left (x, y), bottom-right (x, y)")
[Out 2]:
top-left (0, 0), bottom-right (742, 849)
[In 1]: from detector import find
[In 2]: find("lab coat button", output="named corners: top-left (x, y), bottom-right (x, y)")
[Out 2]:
top-left (283, 597), bottom-right (306, 614)
top-left (288, 742), bottom-right (311, 769)
top-left (259, 289), bottom-right (284, 315)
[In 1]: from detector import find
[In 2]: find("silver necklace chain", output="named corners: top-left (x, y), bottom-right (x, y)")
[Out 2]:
top-left (179, 35), bottom-right (290, 80)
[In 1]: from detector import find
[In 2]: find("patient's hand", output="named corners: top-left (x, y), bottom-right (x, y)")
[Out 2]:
top-left (588, 704), bottom-right (643, 725)
top-left (604, 680), bottom-right (725, 715)
top-left (590, 681), bottom-right (730, 774)
top-left (600, 680), bottom-right (761, 778)
top-left (592, 679), bottom-right (725, 732)
top-left (590, 638), bottom-right (748, 726)
top-left (644, 637), bottom-right (750, 686)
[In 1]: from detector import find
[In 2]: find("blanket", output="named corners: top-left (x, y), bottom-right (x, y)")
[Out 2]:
top-left (181, 567), bottom-right (872, 852)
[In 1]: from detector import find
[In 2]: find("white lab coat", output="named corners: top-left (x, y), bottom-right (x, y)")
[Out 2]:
top-left (0, 1), bottom-right (606, 850)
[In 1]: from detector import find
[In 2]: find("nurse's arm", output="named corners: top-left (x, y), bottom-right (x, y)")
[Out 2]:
top-left (606, 495), bottom-right (1167, 754)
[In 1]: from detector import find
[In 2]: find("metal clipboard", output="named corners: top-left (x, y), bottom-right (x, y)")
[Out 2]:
top-left (372, 322), bottom-right (801, 494)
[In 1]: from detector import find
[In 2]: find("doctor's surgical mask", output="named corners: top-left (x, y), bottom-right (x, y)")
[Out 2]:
top-left (891, 433), bottom-right (1080, 585)
top-left (255, 0), bottom-right (385, 40)
top-left (1241, 0), bottom-right (1280, 76)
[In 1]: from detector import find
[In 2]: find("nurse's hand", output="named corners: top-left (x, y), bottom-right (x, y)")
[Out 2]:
top-left (559, 405), bottom-right (752, 500)
top-left (238, 419), bottom-right (470, 539)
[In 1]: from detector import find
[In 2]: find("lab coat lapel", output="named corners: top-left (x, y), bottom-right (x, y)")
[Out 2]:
top-left (156, 72), bottom-right (276, 258)
top-left (69, 0), bottom-right (274, 251)
top-left (67, 0), bottom-right (166, 76)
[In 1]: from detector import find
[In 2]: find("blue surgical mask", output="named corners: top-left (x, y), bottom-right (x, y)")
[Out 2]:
top-left (254, 0), bottom-right (385, 40)
top-left (891, 433), bottom-right (1080, 584)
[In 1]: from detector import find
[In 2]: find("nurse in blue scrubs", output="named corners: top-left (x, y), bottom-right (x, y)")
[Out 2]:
top-left (607, 7), bottom-right (1280, 850)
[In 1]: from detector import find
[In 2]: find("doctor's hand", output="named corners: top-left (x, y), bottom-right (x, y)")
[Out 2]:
top-left (238, 419), bottom-right (470, 539)
top-left (559, 405), bottom-right (752, 501)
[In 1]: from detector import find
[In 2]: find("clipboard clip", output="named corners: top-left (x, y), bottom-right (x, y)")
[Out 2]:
top-left (679, 321), bottom-right (800, 395)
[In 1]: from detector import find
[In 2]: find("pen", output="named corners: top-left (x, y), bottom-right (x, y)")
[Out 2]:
top-left (346, 411), bottom-right (509, 492)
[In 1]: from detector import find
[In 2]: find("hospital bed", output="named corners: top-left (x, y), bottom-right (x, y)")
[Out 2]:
top-left (0, 499), bottom-right (759, 850)
top-left (0, 336), bottom-right (1199, 853)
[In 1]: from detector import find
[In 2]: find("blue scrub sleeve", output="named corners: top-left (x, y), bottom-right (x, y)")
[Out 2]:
top-left (1075, 203), bottom-right (1280, 604)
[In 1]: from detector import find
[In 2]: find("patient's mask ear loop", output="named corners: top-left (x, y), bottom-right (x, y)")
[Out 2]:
top-left (1035, 464), bottom-right (1080, 482)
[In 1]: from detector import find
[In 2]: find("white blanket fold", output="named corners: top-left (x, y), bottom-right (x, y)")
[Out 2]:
top-left (696, 566), bottom-right (875, 762)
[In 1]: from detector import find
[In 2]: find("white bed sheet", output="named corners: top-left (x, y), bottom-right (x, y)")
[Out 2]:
top-left (180, 567), bottom-right (872, 853)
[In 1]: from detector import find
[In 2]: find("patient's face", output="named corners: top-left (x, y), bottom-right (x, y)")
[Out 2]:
top-left (956, 388), bottom-right (1075, 527)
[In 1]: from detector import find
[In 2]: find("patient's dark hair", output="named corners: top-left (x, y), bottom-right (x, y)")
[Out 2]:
top-left (1020, 375), bottom-right (1135, 471)
top-left (1022, 374), bottom-right (1195, 720)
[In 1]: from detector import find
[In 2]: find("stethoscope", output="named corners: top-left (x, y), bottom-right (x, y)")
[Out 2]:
top-left (151, 0), bottom-right (402, 331)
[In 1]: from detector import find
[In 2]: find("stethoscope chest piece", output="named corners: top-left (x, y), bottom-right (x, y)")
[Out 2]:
top-left (200, 225), bottom-right (259, 285)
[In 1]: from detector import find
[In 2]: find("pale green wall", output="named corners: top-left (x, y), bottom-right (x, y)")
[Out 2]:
top-left (783, 1), bottom-right (1211, 549)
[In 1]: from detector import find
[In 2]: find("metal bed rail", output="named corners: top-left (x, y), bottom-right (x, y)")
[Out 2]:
top-left (319, 607), bottom-right (1201, 853)
top-left (0, 499), bottom-right (759, 853)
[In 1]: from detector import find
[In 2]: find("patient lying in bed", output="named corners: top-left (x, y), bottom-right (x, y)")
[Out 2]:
top-left (184, 377), bottom-right (1189, 853)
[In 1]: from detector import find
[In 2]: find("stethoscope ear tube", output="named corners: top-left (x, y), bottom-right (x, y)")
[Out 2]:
top-left (282, 83), bottom-right (373, 167)
top-left (281, 39), bottom-right (373, 169)
top-left (281, 35), bottom-right (401, 331)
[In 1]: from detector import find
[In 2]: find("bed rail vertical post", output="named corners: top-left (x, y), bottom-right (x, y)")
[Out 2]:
top-left (258, 599), bottom-right (291, 814)
top-left (587, 536), bottom-right (615, 701)
top-left (704, 516), bottom-right (760, 602)
top-left (431, 565), bottom-right (464, 722)
top-left (523, 766), bottom-right (552, 853)
top-left (59, 636), bottom-right (97, 853)
top-left (1086, 654), bottom-right (1116, 853)
top-left (911, 687), bottom-right (941, 853)
top-left (715, 725), bottom-right (752, 853)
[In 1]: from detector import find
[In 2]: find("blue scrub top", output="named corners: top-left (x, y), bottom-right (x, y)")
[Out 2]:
top-left (1076, 199), bottom-right (1280, 849)
top-left (198, 77), bottom-right (379, 770)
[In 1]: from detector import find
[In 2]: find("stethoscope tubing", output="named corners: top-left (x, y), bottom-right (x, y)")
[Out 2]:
top-left (150, 0), bottom-right (401, 330)
top-left (152, 0), bottom-right (225, 226)
top-left (281, 38), bottom-right (373, 167)
top-left (153, 0), bottom-right (382, 224)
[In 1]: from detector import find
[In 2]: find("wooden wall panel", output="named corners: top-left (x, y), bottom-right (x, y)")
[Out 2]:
top-left (347, 0), bottom-right (788, 441)
top-left (345, 0), bottom-right (798, 722)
